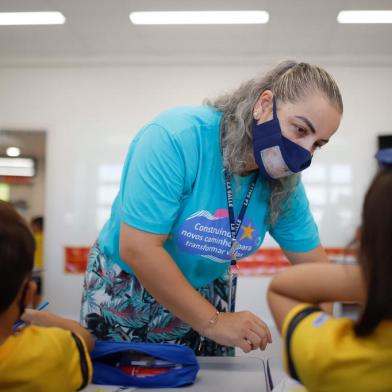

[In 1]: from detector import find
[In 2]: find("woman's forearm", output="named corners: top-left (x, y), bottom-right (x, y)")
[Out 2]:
top-left (269, 263), bottom-right (366, 305)
top-left (120, 224), bottom-right (274, 352)
top-left (122, 241), bottom-right (218, 334)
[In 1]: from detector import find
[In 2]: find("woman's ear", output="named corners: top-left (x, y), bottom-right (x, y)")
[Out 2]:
top-left (253, 90), bottom-right (274, 123)
top-left (24, 280), bottom-right (37, 307)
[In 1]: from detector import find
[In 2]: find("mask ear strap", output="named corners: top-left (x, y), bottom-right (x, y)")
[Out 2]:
top-left (272, 96), bottom-right (278, 120)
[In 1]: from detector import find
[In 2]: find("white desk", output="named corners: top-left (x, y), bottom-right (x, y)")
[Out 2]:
top-left (266, 357), bottom-right (306, 392)
top-left (84, 356), bottom-right (268, 392)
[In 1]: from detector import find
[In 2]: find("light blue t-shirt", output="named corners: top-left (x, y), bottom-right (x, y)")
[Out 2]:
top-left (98, 106), bottom-right (319, 288)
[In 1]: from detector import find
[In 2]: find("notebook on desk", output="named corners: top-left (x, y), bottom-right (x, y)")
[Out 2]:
top-left (266, 358), bottom-right (306, 392)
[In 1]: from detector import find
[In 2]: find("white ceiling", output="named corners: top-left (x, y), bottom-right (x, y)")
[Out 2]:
top-left (0, 0), bottom-right (391, 65)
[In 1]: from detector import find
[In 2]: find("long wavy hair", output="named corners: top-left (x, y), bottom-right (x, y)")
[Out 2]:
top-left (205, 60), bottom-right (343, 225)
top-left (354, 169), bottom-right (392, 336)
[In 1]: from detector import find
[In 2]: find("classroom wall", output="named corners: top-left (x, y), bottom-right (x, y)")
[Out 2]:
top-left (0, 61), bottom-right (391, 320)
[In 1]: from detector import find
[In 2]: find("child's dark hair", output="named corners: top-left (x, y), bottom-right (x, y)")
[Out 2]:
top-left (354, 169), bottom-right (392, 336)
top-left (0, 201), bottom-right (35, 313)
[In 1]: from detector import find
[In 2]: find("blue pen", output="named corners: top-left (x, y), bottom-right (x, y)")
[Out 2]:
top-left (13, 301), bottom-right (50, 330)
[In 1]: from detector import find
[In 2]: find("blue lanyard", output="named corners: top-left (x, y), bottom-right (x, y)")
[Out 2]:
top-left (224, 171), bottom-right (258, 265)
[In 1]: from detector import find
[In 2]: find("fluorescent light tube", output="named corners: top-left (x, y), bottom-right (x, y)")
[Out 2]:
top-left (0, 12), bottom-right (66, 26)
top-left (337, 10), bottom-right (392, 24)
top-left (129, 11), bottom-right (269, 25)
top-left (0, 158), bottom-right (35, 177)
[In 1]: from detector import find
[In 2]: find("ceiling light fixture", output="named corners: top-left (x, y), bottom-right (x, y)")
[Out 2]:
top-left (0, 157), bottom-right (35, 177)
top-left (129, 11), bottom-right (269, 25)
top-left (0, 12), bottom-right (66, 26)
top-left (6, 147), bottom-right (21, 157)
top-left (337, 10), bottom-right (392, 24)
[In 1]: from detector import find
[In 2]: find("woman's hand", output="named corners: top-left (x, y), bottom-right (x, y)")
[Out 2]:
top-left (202, 311), bottom-right (272, 353)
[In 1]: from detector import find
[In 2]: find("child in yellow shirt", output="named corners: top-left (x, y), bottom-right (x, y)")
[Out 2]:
top-left (0, 201), bottom-right (94, 392)
top-left (268, 160), bottom-right (392, 391)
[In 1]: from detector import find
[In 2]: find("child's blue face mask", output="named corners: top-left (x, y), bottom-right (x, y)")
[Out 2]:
top-left (252, 97), bottom-right (312, 180)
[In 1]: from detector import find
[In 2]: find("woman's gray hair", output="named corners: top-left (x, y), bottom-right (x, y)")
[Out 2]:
top-left (205, 60), bottom-right (343, 225)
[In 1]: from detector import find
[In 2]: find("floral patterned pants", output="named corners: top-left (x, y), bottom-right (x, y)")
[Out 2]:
top-left (80, 242), bottom-right (236, 356)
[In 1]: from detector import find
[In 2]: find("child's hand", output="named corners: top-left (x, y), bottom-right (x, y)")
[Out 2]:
top-left (21, 309), bottom-right (95, 351)
top-left (21, 309), bottom-right (60, 327)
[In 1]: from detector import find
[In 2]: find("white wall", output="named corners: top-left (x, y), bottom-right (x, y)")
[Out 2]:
top-left (0, 62), bottom-right (391, 319)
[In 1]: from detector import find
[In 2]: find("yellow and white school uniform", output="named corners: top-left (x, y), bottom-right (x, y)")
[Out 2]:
top-left (282, 303), bottom-right (392, 392)
top-left (0, 325), bottom-right (92, 392)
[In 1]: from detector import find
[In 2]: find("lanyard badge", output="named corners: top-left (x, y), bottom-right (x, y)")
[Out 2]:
top-left (224, 171), bottom-right (258, 311)
top-left (229, 240), bottom-right (240, 261)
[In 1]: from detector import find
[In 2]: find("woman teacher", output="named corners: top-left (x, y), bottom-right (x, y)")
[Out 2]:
top-left (81, 60), bottom-right (342, 356)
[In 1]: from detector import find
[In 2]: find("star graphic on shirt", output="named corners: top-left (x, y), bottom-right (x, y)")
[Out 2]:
top-left (239, 223), bottom-right (255, 241)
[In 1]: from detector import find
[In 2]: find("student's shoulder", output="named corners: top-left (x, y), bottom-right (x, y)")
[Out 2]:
top-left (282, 304), bottom-right (355, 384)
top-left (21, 325), bottom-right (81, 353)
top-left (283, 303), bottom-right (354, 343)
top-left (11, 326), bottom-right (92, 391)
top-left (282, 304), bottom-right (324, 349)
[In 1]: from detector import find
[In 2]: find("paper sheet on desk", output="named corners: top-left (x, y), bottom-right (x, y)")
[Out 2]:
top-left (82, 385), bottom-right (137, 392)
top-left (272, 378), bottom-right (307, 392)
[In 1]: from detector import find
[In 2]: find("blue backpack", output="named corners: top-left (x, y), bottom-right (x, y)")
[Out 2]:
top-left (91, 340), bottom-right (200, 388)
